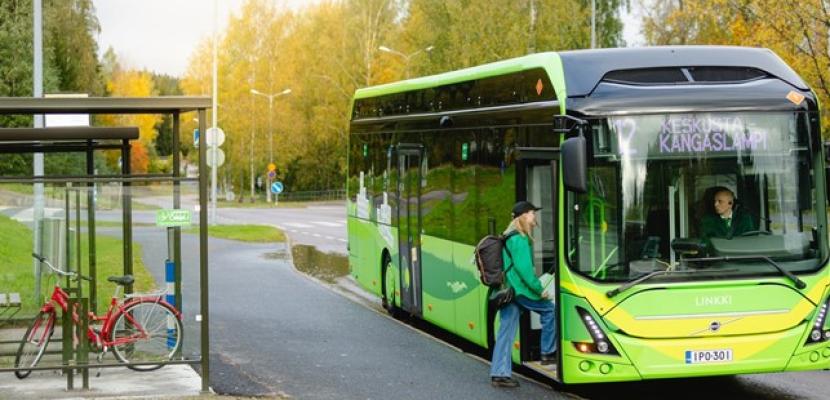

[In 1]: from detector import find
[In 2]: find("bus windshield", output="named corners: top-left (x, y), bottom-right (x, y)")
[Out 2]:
top-left (567, 111), bottom-right (823, 283)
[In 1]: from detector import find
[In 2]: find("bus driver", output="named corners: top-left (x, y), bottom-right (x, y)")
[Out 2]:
top-left (701, 187), bottom-right (755, 239)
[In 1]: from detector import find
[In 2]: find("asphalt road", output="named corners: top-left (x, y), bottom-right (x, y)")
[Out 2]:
top-left (133, 228), bottom-right (567, 399)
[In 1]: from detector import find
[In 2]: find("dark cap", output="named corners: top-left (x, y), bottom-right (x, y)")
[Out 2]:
top-left (512, 201), bottom-right (541, 218)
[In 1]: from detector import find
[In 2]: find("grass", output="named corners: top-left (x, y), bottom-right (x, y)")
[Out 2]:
top-left (0, 214), bottom-right (156, 318)
top-left (186, 224), bottom-right (286, 243)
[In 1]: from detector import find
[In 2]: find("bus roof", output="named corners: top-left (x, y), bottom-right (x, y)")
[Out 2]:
top-left (353, 46), bottom-right (809, 101)
top-left (558, 46), bottom-right (809, 96)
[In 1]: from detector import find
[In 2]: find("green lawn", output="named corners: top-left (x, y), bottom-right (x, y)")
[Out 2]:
top-left (0, 214), bottom-right (156, 318)
top-left (186, 224), bottom-right (286, 242)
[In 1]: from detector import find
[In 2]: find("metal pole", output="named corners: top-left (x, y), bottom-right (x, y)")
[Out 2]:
top-left (172, 112), bottom-right (182, 316)
top-left (267, 95), bottom-right (273, 203)
top-left (591, 0), bottom-right (596, 49)
top-left (32, 0), bottom-right (44, 302)
top-left (198, 109), bottom-right (210, 394)
top-left (250, 125), bottom-right (255, 202)
top-left (86, 143), bottom-right (97, 313)
top-left (210, 0), bottom-right (219, 223)
top-left (121, 140), bottom-right (133, 294)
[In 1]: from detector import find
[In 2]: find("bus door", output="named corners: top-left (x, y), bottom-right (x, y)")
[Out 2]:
top-left (516, 147), bottom-right (560, 379)
top-left (397, 144), bottom-right (423, 315)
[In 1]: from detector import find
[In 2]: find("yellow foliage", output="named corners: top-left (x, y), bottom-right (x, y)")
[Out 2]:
top-left (99, 69), bottom-right (162, 146)
top-left (642, 0), bottom-right (830, 135)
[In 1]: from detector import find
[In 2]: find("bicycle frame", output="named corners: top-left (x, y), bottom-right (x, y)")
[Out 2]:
top-left (41, 284), bottom-right (181, 351)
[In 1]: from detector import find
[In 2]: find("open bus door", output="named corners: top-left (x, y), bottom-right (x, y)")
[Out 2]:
top-left (516, 147), bottom-right (561, 382)
top-left (397, 144), bottom-right (424, 316)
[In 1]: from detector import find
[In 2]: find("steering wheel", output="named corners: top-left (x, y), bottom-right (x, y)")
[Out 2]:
top-left (739, 230), bottom-right (772, 237)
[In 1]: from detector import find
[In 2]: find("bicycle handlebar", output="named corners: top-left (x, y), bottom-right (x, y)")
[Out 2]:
top-left (32, 253), bottom-right (92, 281)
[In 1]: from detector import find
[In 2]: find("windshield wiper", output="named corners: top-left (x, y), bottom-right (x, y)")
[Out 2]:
top-left (682, 255), bottom-right (807, 290)
top-left (606, 267), bottom-right (745, 298)
top-left (606, 269), bottom-right (695, 298)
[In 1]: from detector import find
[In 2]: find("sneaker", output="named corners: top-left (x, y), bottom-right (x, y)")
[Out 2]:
top-left (540, 352), bottom-right (556, 365)
top-left (491, 376), bottom-right (520, 388)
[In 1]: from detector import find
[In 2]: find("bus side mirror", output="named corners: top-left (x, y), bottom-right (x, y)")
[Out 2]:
top-left (562, 136), bottom-right (587, 193)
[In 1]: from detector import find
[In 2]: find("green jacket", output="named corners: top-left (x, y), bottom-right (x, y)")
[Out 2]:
top-left (503, 232), bottom-right (544, 301)
top-left (701, 209), bottom-right (755, 239)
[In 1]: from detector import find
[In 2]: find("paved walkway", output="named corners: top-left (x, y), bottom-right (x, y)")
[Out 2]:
top-left (0, 364), bottom-right (201, 399)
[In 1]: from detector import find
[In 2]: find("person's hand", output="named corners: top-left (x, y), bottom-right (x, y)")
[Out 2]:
top-left (541, 291), bottom-right (549, 299)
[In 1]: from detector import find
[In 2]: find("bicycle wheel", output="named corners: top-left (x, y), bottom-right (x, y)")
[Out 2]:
top-left (110, 301), bottom-right (182, 371)
top-left (14, 310), bottom-right (55, 379)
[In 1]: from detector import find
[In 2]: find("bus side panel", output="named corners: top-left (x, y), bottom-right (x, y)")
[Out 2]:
top-left (348, 217), bottom-right (373, 291)
top-left (420, 235), bottom-right (456, 332)
top-left (452, 241), bottom-right (487, 347)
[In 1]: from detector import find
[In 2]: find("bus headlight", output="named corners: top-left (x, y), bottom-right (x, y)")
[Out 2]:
top-left (575, 307), bottom-right (618, 355)
top-left (806, 297), bottom-right (830, 344)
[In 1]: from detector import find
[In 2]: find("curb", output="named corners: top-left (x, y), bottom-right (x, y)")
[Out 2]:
top-left (281, 234), bottom-right (383, 313)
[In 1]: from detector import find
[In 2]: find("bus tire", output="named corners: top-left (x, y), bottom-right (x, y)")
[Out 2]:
top-left (381, 253), bottom-right (400, 318)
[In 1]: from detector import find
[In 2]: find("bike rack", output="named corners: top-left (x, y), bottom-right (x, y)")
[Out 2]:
top-left (0, 97), bottom-right (212, 393)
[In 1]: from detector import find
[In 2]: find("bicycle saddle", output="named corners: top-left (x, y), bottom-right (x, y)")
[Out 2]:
top-left (107, 275), bottom-right (135, 286)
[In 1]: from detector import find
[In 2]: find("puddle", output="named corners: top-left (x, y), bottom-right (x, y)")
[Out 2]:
top-left (263, 251), bottom-right (288, 260)
top-left (291, 244), bottom-right (349, 283)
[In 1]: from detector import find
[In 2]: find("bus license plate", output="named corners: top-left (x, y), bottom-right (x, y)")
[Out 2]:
top-left (685, 349), bottom-right (733, 364)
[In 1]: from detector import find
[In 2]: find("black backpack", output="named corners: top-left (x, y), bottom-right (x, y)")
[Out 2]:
top-left (474, 231), bottom-right (518, 288)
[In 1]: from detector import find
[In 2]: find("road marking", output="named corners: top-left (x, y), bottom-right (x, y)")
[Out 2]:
top-left (337, 239), bottom-right (348, 242)
top-left (338, 219), bottom-right (347, 224)
top-left (284, 222), bottom-right (314, 228)
top-left (312, 233), bottom-right (322, 238)
top-left (311, 221), bottom-right (343, 227)
top-left (324, 236), bottom-right (336, 240)
top-left (289, 229), bottom-right (298, 233)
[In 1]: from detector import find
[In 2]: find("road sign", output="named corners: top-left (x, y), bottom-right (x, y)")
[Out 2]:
top-left (270, 181), bottom-right (284, 194)
top-left (193, 129), bottom-right (199, 147)
top-left (206, 147), bottom-right (225, 167)
top-left (267, 170), bottom-right (276, 180)
top-left (206, 127), bottom-right (225, 147)
top-left (267, 163), bottom-right (276, 172)
top-left (156, 209), bottom-right (192, 227)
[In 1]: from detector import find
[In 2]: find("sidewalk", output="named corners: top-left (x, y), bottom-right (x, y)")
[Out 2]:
top-left (0, 364), bottom-right (203, 399)
top-left (0, 328), bottom-right (203, 399)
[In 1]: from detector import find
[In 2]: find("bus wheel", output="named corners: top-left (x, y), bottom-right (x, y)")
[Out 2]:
top-left (382, 255), bottom-right (400, 318)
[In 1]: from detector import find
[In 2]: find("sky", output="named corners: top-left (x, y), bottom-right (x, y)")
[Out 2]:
top-left (92, 0), bottom-right (311, 77)
top-left (93, 0), bottom-right (644, 77)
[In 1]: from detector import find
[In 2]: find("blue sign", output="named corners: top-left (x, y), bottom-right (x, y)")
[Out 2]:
top-left (193, 128), bottom-right (200, 147)
top-left (270, 181), bottom-right (284, 194)
top-left (267, 170), bottom-right (276, 180)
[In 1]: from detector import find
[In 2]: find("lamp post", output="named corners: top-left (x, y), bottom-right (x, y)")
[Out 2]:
top-left (250, 88), bottom-right (291, 203)
top-left (378, 45), bottom-right (434, 79)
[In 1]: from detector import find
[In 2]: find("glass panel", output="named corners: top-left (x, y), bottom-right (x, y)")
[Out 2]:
top-left (568, 111), bottom-right (821, 282)
top-left (527, 163), bottom-right (555, 274)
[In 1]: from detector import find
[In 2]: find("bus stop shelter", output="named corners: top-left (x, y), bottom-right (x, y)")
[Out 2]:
top-left (0, 97), bottom-right (212, 392)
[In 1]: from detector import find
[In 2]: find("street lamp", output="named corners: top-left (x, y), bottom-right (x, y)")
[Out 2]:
top-left (378, 45), bottom-right (434, 79)
top-left (250, 87), bottom-right (291, 203)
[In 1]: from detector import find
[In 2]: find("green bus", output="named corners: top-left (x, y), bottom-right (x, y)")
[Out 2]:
top-left (347, 46), bottom-right (830, 383)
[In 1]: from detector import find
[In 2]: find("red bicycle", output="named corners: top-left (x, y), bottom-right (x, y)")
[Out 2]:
top-left (14, 253), bottom-right (183, 379)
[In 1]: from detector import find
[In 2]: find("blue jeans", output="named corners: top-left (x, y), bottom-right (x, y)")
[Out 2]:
top-left (489, 296), bottom-right (556, 378)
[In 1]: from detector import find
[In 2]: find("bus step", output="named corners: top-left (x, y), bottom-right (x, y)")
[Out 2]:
top-left (525, 361), bottom-right (558, 379)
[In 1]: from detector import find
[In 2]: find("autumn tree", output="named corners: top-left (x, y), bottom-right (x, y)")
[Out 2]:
top-left (0, 0), bottom-right (104, 175)
top-left (181, 0), bottom-right (626, 194)
top-left (641, 0), bottom-right (830, 134)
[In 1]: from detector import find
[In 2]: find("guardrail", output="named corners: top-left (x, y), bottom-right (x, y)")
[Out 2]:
top-left (278, 189), bottom-right (345, 202)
